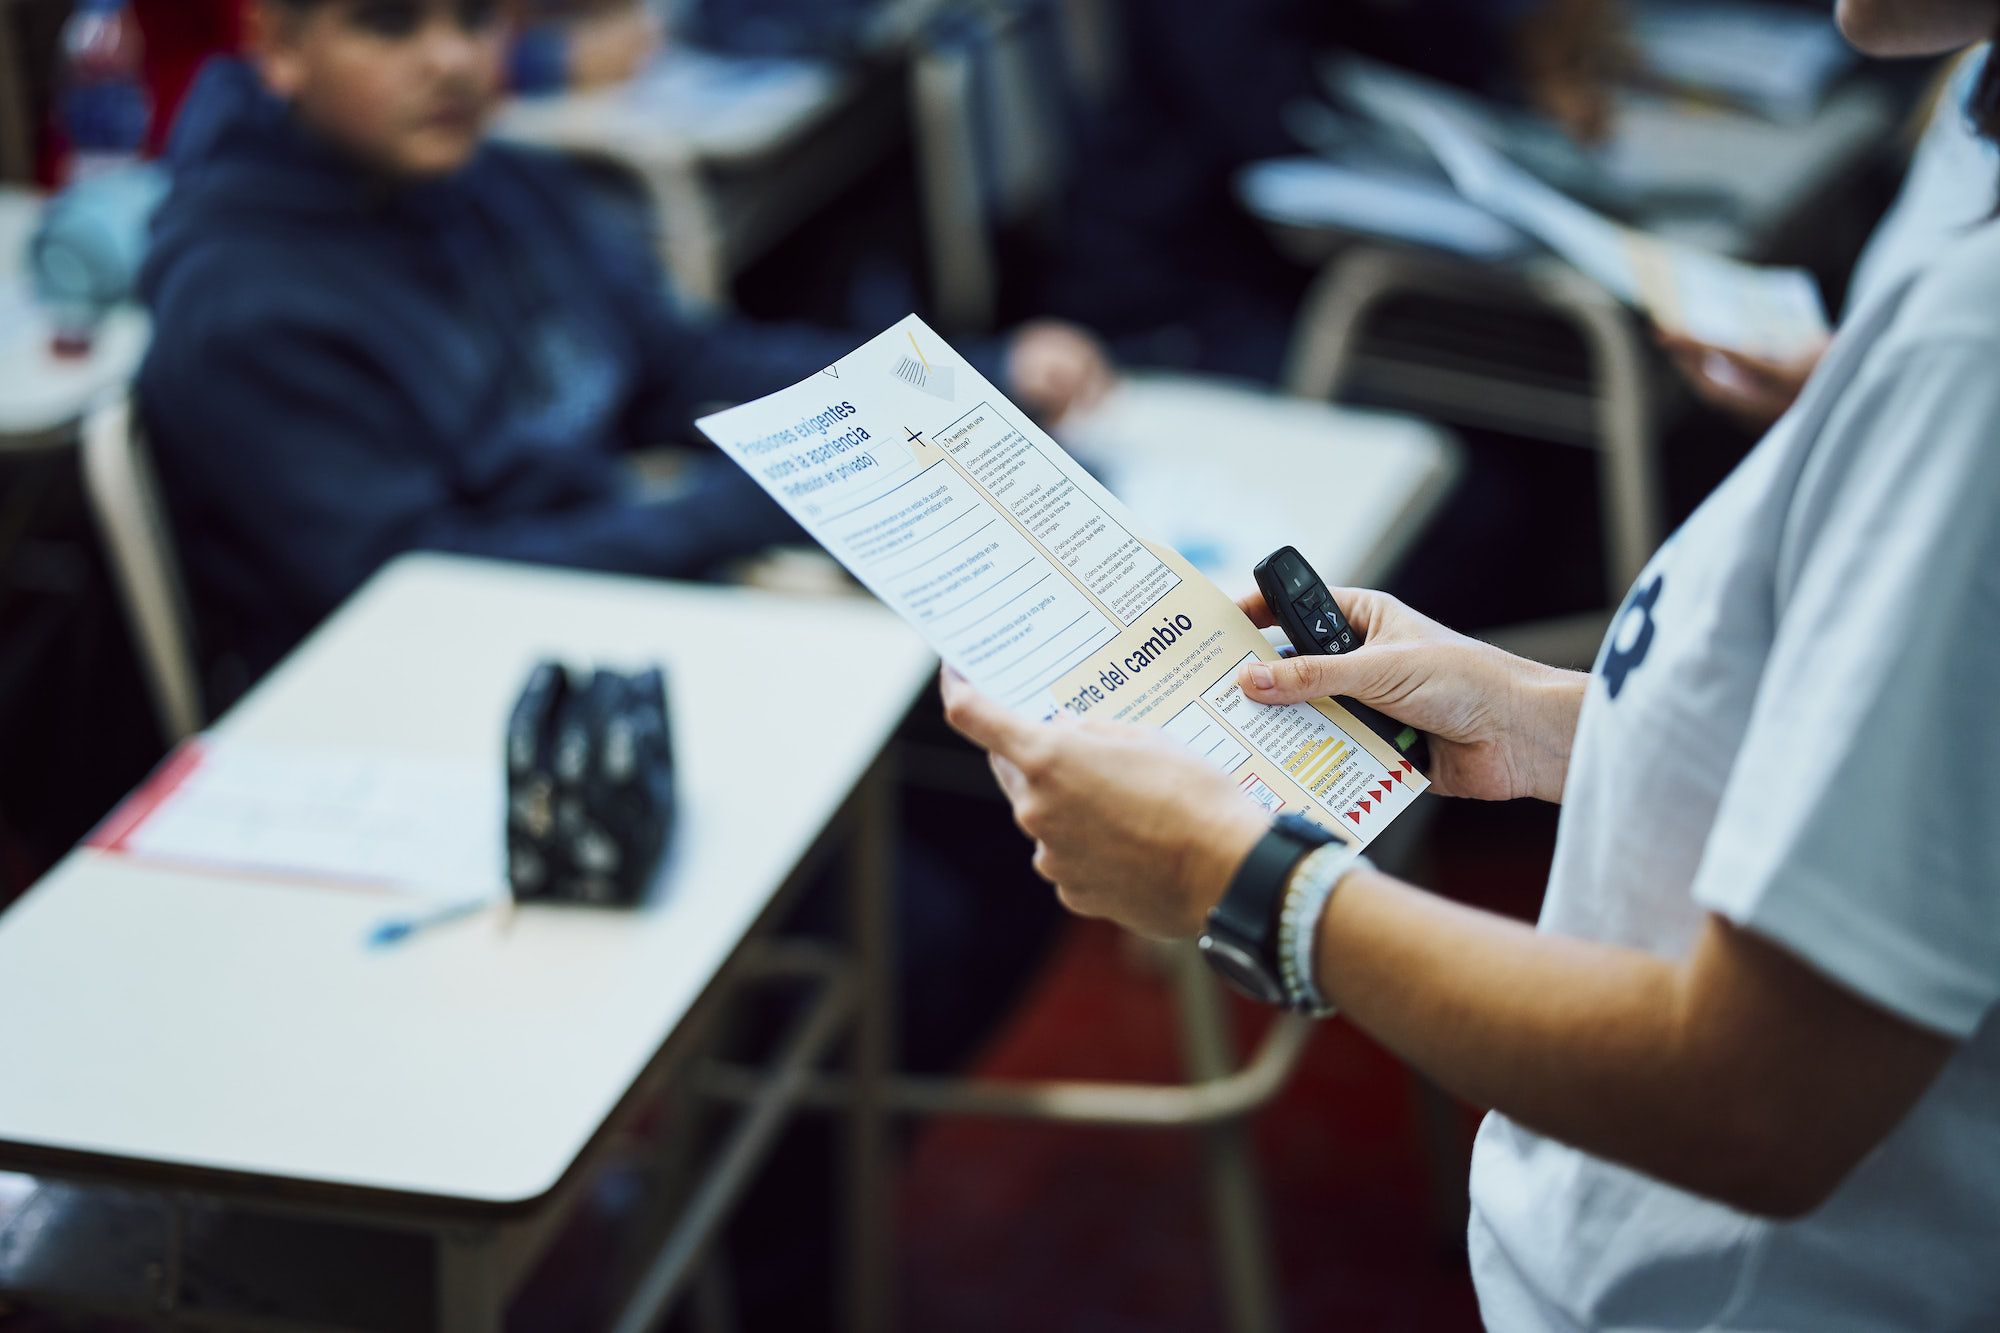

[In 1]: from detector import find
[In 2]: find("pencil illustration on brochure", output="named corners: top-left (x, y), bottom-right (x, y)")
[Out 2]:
top-left (698, 316), bottom-right (1427, 847)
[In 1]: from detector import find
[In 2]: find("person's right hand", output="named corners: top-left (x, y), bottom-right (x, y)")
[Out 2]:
top-left (1234, 588), bottom-right (1586, 803)
top-left (565, 3), bottom-right (665, 90)
top-left (1005, 319), bottom-right (1116, 426)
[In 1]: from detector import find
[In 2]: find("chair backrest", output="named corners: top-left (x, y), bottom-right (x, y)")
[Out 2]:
top-left (909, 0), bottom-right (1105, 330)
top-left (79, 396), bottom-right (204, 745)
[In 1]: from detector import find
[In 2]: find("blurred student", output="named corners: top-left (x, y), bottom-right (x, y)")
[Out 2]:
top-left (139, 0), bottom-right (1110, 685)
top-left (1031, 0), bottom-right (1615, 381)
top-left (130, 0), bottom-right (681, 142)
top-left (1661, 43), bottom-right (1998, 430)
top-left (938, 1), bottom-right (2000, 1327)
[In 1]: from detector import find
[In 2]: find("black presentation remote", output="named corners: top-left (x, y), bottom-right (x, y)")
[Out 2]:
top-left (1253, 546), bottom-right (1430, 774)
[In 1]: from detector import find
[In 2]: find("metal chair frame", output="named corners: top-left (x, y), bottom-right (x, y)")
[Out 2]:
top-left (1286, 244), bottom-right (1664, 666)
top-left (79, 396), bottom-right (204, 745)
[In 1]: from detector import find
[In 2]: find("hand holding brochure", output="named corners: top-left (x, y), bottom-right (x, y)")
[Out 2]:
top-left (698, 318), bottom-right (1427, 846)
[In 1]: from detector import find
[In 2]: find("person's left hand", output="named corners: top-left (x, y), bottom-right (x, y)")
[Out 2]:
top-left (940, 668), bottom-right (1269, 938)
top-left (1005, 319), bottom-right (1116, 426)
top-left (1656, 330), bottom-right (1828, 432)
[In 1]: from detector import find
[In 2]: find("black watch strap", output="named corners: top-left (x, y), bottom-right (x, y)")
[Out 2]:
top-left (1207, 815), bottom-right (1337, 978)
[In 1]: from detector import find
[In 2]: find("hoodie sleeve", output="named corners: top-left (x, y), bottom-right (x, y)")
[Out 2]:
top-left (139, 286), bottom-right (802, 629)
top-left (557, 166), bottom-right (1013, 441)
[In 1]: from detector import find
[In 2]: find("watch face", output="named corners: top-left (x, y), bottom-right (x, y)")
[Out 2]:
top-left (1198, 933), bottom-right (1287, 1007)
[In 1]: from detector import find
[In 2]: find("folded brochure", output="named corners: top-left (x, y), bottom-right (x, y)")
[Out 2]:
top-left (698, 317), bottom-right (1427, 846)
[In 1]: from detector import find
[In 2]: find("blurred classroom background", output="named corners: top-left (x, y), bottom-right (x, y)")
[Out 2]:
top-left (0, 1), bottom-right (1964, 1330)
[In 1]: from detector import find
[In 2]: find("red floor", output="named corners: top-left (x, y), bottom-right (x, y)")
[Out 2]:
top-left (895, 798), bottom-right (1557, 1332)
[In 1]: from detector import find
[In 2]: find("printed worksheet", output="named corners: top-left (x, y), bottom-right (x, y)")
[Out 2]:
top-left (698, 317), bottom-right (1427, 845)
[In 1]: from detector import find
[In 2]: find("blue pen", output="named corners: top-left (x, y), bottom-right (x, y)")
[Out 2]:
top-left (366, 895), bottom-right (507, 949)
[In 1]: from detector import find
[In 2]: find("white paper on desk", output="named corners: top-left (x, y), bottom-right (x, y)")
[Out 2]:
top-left (697, 318), bottom-right (1429, 845)
top-left (1358, 87), bottom-right (1830, 360)
top-left (90, 738), bottom-right (505, 901)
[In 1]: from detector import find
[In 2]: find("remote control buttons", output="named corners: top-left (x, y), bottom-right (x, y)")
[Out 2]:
top-left (1276, 558), bottom-right (1316, 599)
top-left (1296, 594), bottom-right (1357, 654)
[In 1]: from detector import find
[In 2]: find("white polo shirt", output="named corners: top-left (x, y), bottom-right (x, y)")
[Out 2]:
top-left (1845, 46), bottom-right (1996, 314)
top-left (1467, 218), bottom-right (2000, 1330)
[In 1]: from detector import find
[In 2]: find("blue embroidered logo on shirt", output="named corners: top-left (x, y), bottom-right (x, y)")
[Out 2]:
top-left (1602, 574), bottom-right (1663, 699)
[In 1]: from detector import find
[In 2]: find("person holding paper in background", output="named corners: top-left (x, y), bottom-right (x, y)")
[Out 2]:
top-left (1028, 0), bottom-right (1616, 383)
top-left (942, 2), bottom-right (2000, 1328)
top-left (1661, 41), bottom-right (1998, 429)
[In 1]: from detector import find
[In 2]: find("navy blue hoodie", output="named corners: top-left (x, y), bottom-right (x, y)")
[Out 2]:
top-left (139, 60), bottom-right (853, 676)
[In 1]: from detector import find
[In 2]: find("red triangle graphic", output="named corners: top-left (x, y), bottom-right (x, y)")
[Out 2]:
top-left (1346, 811), bottom-right (1363, 825)
top-left (1400, 760), bottom-right (1413, 773)
top-left (1359, 798), bottom-right (1372, 812)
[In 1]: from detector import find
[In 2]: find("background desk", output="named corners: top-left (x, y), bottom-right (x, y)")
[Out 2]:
top-left (1059, 374), bottom-right (1461, 602)
top-left (0, 554), bottom-right (934, 1331)
top-left (496, 49), bottom-right (905, 312)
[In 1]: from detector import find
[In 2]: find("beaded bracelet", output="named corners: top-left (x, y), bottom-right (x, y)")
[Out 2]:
top-left (1277, 844), bottom-right (1371, 1017)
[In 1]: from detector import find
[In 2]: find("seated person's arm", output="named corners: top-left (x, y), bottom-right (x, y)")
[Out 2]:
top-left (562, 168), bottom-right (1113, 439)
top-left (618, 297), bottom-right (1116, 442)
top-left (143, 302), bottom-right (793, 627)
top-left (510, 0), bottom-right (661, 93)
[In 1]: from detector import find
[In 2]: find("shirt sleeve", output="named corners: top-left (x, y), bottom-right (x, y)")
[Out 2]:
top-left (1689, 335), bottom-right (2000, 1039)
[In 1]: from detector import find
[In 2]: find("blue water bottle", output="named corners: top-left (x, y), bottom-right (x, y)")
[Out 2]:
top-left (58, 0), bottom-right (152, 186)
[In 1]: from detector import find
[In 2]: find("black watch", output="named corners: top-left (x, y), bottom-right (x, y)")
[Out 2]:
top-left (1198, 814), bottom-right (1338, 1007)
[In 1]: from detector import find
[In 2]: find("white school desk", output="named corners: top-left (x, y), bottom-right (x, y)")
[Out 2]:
top-left (0, 553), bottom-right (933, 1332)
top-left (1058, 373), bottom-right (1462, 599)
top-left (495, 47), bottom-right (903, 312)
top-left (0, 188), bottom-right (150, 449)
